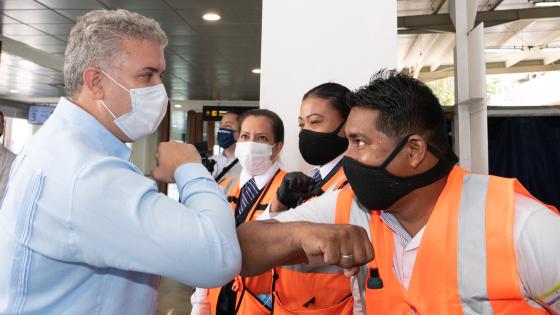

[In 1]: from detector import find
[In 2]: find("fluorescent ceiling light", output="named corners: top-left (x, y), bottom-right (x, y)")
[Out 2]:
top-left (534, 1), bottom-right (560, 7)
top-left (9, 89), bottom-right (19, 94)
top-left (252, 68), bottom-right (261, 74)
top-left (203, 13), bottom-right (221, 21)
top-left (540, 46), bottom-right (560, 52)
top-left (174, 104), bottom-right (182, 108)
top-left (485, 47), bottom-right (522, 53)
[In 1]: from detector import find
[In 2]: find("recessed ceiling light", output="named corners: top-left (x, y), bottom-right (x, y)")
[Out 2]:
top-left (203, 12), bottom-right (221, 21)
top-left (9, 89), bottom-right (19, 94)
top-left (252, 68), bottom-right (261, 74)
top-left (174, 104), bottom-right (182, 108)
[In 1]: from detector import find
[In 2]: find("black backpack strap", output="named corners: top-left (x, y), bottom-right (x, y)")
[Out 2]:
top-left (216, 159), bottom-right (239, 182)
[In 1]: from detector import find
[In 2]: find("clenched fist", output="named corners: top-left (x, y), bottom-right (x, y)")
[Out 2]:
top-left (298, 223), bottom-right (374, 276)
top-left (152, 142), bottom-right (202, 183)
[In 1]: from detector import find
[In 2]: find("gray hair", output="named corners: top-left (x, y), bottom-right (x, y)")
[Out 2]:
top-left (64, 9), bottom-right (168, 97)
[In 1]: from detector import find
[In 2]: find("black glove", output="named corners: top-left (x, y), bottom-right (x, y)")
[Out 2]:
top-left (276, 172), bottom-right (315, 209)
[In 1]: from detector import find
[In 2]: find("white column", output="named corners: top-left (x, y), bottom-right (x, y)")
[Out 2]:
top-left (130, 131), bottom-right (159, 176)
top-left (259, 0), bottom-right (398, 172)
top-left (451, 0), bottom-right (489, 173)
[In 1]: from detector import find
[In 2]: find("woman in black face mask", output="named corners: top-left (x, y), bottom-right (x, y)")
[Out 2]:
top-left (272, 83), bottom-right (351, 211)
top-left (299, 83), bottom-right (350, 174)
top-left (263, 83), bottom-right (356, 315)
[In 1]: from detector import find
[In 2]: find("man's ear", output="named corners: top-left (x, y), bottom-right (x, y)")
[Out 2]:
top-left (82, 66), bottom-right (105, 100)
top-left (407, 135), bottom-right (427, 169)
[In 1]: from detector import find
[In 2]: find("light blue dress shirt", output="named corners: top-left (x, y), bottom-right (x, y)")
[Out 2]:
top-left (0, 97), bottom-right (241, 314)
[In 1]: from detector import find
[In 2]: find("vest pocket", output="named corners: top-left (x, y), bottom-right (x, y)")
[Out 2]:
top-left (236, 288), bottom-right (272, 315)
top-left (273, 291), bottom-right (353, 315)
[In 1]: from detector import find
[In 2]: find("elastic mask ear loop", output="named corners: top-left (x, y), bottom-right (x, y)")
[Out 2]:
top-left (379, 134), bottom-right (413, 169)
top-left (98, 100), bottom-right (118, 120)
top-left (99, 69), bottom-right (130, 92)
top-left (332, 120), bottom-right (346, 135)
top-left (98, 69), bottom-right (130, 120)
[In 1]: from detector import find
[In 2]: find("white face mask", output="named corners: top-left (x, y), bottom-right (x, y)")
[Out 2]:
top-left (235, 141), bottom-right (275, 177)
top-left (98, 69), bottom-right (168, 142)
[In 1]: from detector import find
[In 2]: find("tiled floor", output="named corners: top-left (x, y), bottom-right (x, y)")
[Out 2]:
top-left (156, 277), bottom-right (193, 315)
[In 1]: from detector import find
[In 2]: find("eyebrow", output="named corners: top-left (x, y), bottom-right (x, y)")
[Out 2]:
top-left (240, 131), bottom-right (268, 137)
top-left (306, 113), bottom-right (324, 119)
top-left (140, 67), bottom-right (164, 74)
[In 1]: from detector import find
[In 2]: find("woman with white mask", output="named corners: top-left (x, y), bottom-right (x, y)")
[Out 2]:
top-left (191, 109), bottom-right (286, 315)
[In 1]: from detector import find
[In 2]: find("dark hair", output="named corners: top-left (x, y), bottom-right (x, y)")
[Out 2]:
top-left (303, 82), bottom-right (351, 119)
top-left (346, 69), bottom-right (449, 155)
top-left (239, 109), bottom-right (284, 143)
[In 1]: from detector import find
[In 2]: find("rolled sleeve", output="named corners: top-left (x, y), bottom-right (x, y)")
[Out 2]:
top-left (71, 158), bottom-right (241, 288)
top-left (515, 198), bottom-right (560, 312)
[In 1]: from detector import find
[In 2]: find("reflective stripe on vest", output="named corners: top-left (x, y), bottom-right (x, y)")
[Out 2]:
top-left (457, 174), bottom-right (493, 314)
top-left (335, 166), bottom-right (556, 314)
top-left (320, 167), bottom-right (348, 192)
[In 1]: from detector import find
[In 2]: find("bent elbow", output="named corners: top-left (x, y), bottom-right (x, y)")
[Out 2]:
top-left (201, 249), bottom-right (242, 288)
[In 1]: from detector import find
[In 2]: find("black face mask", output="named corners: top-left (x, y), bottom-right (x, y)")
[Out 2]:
top-left (342, 135), bottom-right (458, 211)
top-left (299, 121), bottom-right (348, 166)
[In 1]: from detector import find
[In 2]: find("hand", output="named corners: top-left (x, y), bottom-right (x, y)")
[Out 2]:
top-left (297, 223), bottom-right (374, 276)
top-left (152, 142), bottom-right (202, 183)
top-left (276, 172), bottom-right (313, 209)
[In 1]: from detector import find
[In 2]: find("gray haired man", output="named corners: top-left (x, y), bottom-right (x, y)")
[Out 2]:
top-left (0, 10), bottom-right (241, 314)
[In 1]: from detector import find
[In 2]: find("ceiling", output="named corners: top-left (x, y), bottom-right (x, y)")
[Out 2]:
top-left (1, 0), bottom-right (560, 103)
top-left (398, 0), bottom-right (560, 80)
top-left (0, 0), bottom-right (262, 101)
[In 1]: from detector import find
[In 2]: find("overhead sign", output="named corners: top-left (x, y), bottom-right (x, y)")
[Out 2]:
top-left (28, 105), bottom-right (55, 125)
top-left (202, 105), bottom-right (258, 121)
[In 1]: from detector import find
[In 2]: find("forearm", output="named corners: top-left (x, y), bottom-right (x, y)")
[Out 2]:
top-left (237, 220), bottom-right (308, 276)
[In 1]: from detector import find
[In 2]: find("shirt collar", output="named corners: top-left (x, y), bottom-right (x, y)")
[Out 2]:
top-left (379, 211), bottom-right (425, 249)
top-left (312, 153), bottom-right (345, 180)
top-left (239, 162), bottom-right (280, 190)
top-left (52, 97), bottom-right (132, 160)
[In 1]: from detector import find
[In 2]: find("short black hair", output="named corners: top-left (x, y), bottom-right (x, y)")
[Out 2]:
top-left (346, 69), bottom-right (449, 155)
top-left (239, 109), bottom-right (284, 143)
top-left (303, 82), bottom-right (351, 119)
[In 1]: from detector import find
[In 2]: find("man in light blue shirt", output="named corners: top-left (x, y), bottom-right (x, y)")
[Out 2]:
top-left (0, 9), bottom-right (241, 314)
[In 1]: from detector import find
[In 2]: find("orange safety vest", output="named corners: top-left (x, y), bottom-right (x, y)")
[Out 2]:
top-left (209, 169), bottom-right (287, 315)
top-left (335, 166), bottom-right (558, 315)
top-left (219, 175), bottom-right (238, 196)
top-left (271, 165), bottom-right (354, 314)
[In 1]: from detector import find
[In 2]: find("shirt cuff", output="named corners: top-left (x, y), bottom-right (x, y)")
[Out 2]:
top-left (174, 163), bottom-right (213, 192)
